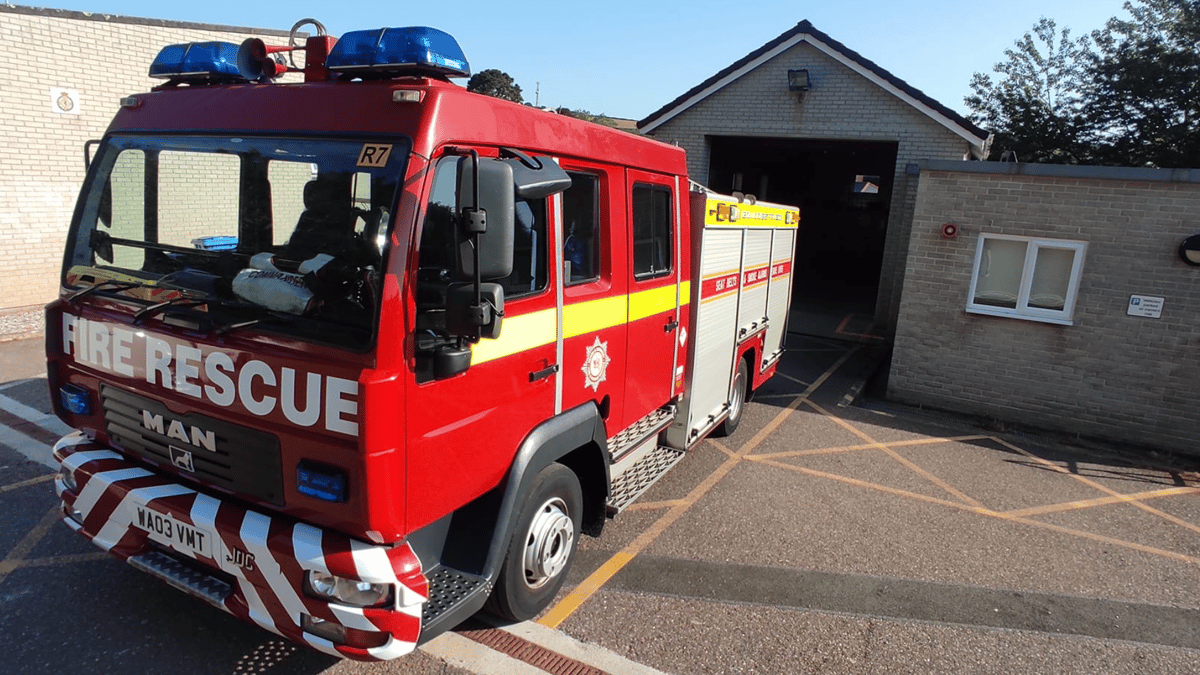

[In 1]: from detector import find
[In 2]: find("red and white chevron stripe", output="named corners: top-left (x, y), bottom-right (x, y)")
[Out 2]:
top-left (52, 432), bottom-right (427, 661)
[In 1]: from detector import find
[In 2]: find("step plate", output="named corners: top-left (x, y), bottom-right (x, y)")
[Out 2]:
top-left (606, 445), bottom-right (685, 513)
top-left (128, 550), bottom-right (232, 608)
top-left (422, 566), bottom-right (486, 625)
top-left (608, 406), bottom-right (676, 461)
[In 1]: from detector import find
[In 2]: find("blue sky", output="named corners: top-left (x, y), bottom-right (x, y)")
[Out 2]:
top-left (32, 0), bottom-right (1132, 120)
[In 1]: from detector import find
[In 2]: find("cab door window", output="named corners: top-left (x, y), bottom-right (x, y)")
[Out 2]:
top-left (631, 183), bottom-right (672, 279)
top-left (562, 172), bottom-right (600, 285)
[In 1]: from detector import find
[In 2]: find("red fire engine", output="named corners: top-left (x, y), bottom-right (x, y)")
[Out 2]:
top-left (45, 20), bottom-right (799, 660)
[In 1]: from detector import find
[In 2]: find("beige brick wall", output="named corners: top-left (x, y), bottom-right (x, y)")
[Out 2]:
top-left (0, 6), bottom-right (290, 340)
top-left (891, 161), bottom-right (1200, 454)
top-left (644, 41), bottom-right (978, 334)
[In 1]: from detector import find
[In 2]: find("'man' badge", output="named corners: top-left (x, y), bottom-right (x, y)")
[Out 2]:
top-left (581, 337), bottom-right (610, 392)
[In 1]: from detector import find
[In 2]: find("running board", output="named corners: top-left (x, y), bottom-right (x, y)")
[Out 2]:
top-left (607, 405), bottom-right (676, 462)
top-left (606, 443), bottom-right (685, 514)
top-left (129, 551), bottom-right (232, 608)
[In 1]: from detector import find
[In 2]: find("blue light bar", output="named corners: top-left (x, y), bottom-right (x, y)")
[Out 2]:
top-left (297, 462), bottom-right (348, 502)
top-left (326, 27), bottom-right (470, 78)
top-left (149, 42), bottom-right (244, 81)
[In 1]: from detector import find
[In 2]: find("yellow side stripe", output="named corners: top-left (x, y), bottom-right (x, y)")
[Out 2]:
top-left (471, 307), bottom-right (557, 366)
top-left (629, 284), bottom-right (679, 322)
top-left (470, 281), bottom-right (692, 365)
top-left (563, 295), bottom-right (627, 339)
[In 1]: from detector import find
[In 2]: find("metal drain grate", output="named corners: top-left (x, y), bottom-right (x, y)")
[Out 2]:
top-left (458, 621), bottom-right (613, 675)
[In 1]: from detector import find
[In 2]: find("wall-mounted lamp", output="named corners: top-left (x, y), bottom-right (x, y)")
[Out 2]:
top-left (787, 69), bottom-right (811, 92)
top-left (1180, 234), bottom-right (1200, 266)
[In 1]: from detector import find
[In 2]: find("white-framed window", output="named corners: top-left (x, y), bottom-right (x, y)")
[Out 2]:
top-left (966, 234), bottom-right (1086, 325)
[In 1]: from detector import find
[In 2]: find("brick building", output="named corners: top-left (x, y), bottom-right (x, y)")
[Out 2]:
top-left (638, 20), bottom-right (990, 337)
top-left (891, 161), bottom-right (1200, 454)
top-left (0, 5), bottom-right (291, 340)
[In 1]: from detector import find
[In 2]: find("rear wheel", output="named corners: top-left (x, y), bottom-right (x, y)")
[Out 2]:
top-left (485, 463), bottom-right (582, 621)
top-left (714, 358), bottom-right (749, 437)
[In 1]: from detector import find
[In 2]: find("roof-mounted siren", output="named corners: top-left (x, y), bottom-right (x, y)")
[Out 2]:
top-left (325, 27), bottom-right (470, 80)
top-left (237, 18), bottom-right (338, 83)
top-left (148, 41), bottom-right (243, 85)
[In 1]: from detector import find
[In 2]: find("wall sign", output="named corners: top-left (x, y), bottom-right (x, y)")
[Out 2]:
top-left (50, 88), bottom-right (81, 115)
top-left (1127, 294), bottom-right (1164, 319)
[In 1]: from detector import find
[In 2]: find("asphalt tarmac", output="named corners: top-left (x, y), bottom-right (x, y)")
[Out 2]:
top-left (2, 332), bottom-right (1198, 674)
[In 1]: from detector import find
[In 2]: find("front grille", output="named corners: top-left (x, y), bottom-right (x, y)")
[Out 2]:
top-left (101, 385), bottom-right (285, 506)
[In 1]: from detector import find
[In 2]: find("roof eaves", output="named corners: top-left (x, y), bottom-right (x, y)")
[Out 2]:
top-left (639, 20), bottom-right (989, 150)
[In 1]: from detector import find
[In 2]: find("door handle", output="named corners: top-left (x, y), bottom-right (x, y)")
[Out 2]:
top-left (663, 319), bottom-right (679, 332)
top-left (530, 364), bottom-right (559, 382)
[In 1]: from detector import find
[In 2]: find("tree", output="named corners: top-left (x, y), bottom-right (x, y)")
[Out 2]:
top-left (555, 108), bottom-right (620, 128)
top-left (466, 69), bottom-right (523, 104)
top-left (1087, 0), bottom-right (1200, 167)
top-left (965, 18), bottom-right (1094, 163)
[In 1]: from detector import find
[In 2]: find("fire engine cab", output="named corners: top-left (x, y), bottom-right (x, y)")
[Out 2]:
top-left (45, 20), bottom-right (799, 660)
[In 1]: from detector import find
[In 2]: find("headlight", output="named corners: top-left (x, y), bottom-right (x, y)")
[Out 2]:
top-left (304, 570), bottom-right (392, 607)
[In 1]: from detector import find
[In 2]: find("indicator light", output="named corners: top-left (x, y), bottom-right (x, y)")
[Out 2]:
top-left (297, 462), bottom-right (347, 502)
top-left (59, 384), bottom-right (91, 415)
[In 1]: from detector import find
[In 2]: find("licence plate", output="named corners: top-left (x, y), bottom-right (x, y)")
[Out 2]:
top-left (133, 506), bottom-right (213, 559)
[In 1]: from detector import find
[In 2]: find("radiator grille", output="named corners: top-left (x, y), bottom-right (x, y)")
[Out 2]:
top-left (101, 385), bottom-right (284, 506)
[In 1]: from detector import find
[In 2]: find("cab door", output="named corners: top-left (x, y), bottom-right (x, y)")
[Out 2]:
top-left (620, 170), bottom-right (680, 432)
top-left (405, 151), bottom-right (558, 531)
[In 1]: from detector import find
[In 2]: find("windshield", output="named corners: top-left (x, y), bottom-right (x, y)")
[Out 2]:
top-left (66, 135), bottom-right (409, 349)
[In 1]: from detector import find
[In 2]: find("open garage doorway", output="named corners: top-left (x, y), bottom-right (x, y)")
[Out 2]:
top-left (708, 136), bottom-right (897, 341)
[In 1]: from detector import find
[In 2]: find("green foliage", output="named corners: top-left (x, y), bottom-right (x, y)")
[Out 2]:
top-left (555, 108), bottom-right (620, 128)
top-left (1088, 0), bottom-right (1200, 167)
top-left (966, 1), bottom-right (1200, 168)
top-left (466, 69), bottom-right (524, 104)
top-left (965, 18), bottom-right (1094, 163)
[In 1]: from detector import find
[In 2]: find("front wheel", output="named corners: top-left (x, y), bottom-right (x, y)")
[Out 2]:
top-left (485, 463), bottom-right (582, 621)
top-left (714, 358), bottom-right (749, 437)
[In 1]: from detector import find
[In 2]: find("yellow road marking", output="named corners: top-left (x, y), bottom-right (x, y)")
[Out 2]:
top-left (749, 435), bottom-right (991, 461)
top-left (707, 438), bottom-right (737, 460)
top-left (756, 457), bottom-right (1200, 567)
top-left (0, 507), bottom-right (62, 581)
top-left (1003, 486), bottom-right (1200, 518)
top-left (804, 400), bottom-right (984, 509)
top-left (624, 499), bottom-right (687, 512)
top-left (1, 474), bottom-right (55, 493)
top-left (539, 346), bottom-right (860, 628)
top-left (16, 552), bottom-right (111, 568)
top-left (992, 437), bottom-right (1200, 536)
top-left (771, 371), bottom-right (812, 388)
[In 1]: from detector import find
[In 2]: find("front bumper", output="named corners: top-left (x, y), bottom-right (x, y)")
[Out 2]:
top-left (53, 432), bottom-right (427, 661)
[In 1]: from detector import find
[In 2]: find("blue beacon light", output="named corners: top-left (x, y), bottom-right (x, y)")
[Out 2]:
top-left (148, 41), bottom-right (243, 81)
top-left (325, 27), bottom-right (470, 77)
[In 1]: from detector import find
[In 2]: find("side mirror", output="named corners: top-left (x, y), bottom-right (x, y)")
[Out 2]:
top-left (456, 158), bottom-right (515, 281)
top-left (502, 151), bottom-right (572, 200)
top-left (445, 282), bottom-right (504, 340)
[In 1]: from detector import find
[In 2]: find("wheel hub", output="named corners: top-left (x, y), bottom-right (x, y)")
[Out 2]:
top-left (522, 497), bottom-right (574, 589)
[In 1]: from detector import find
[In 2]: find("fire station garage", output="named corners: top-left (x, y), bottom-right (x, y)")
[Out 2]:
top-left (639, 20), bottom-right (989, 340)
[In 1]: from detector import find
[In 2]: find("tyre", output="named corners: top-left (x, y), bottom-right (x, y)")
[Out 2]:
top-left (484, 463), bottom-right (582, 621)
top-left (714, 358), bottom-right (749, 437)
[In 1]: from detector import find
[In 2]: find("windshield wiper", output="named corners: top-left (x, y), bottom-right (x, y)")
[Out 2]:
top-left (132, 296), bottom-right (214, 324)
top-left (67, 280), bottom-right (141, 305)
top-left (215, 309), bottom-right (299, 336)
